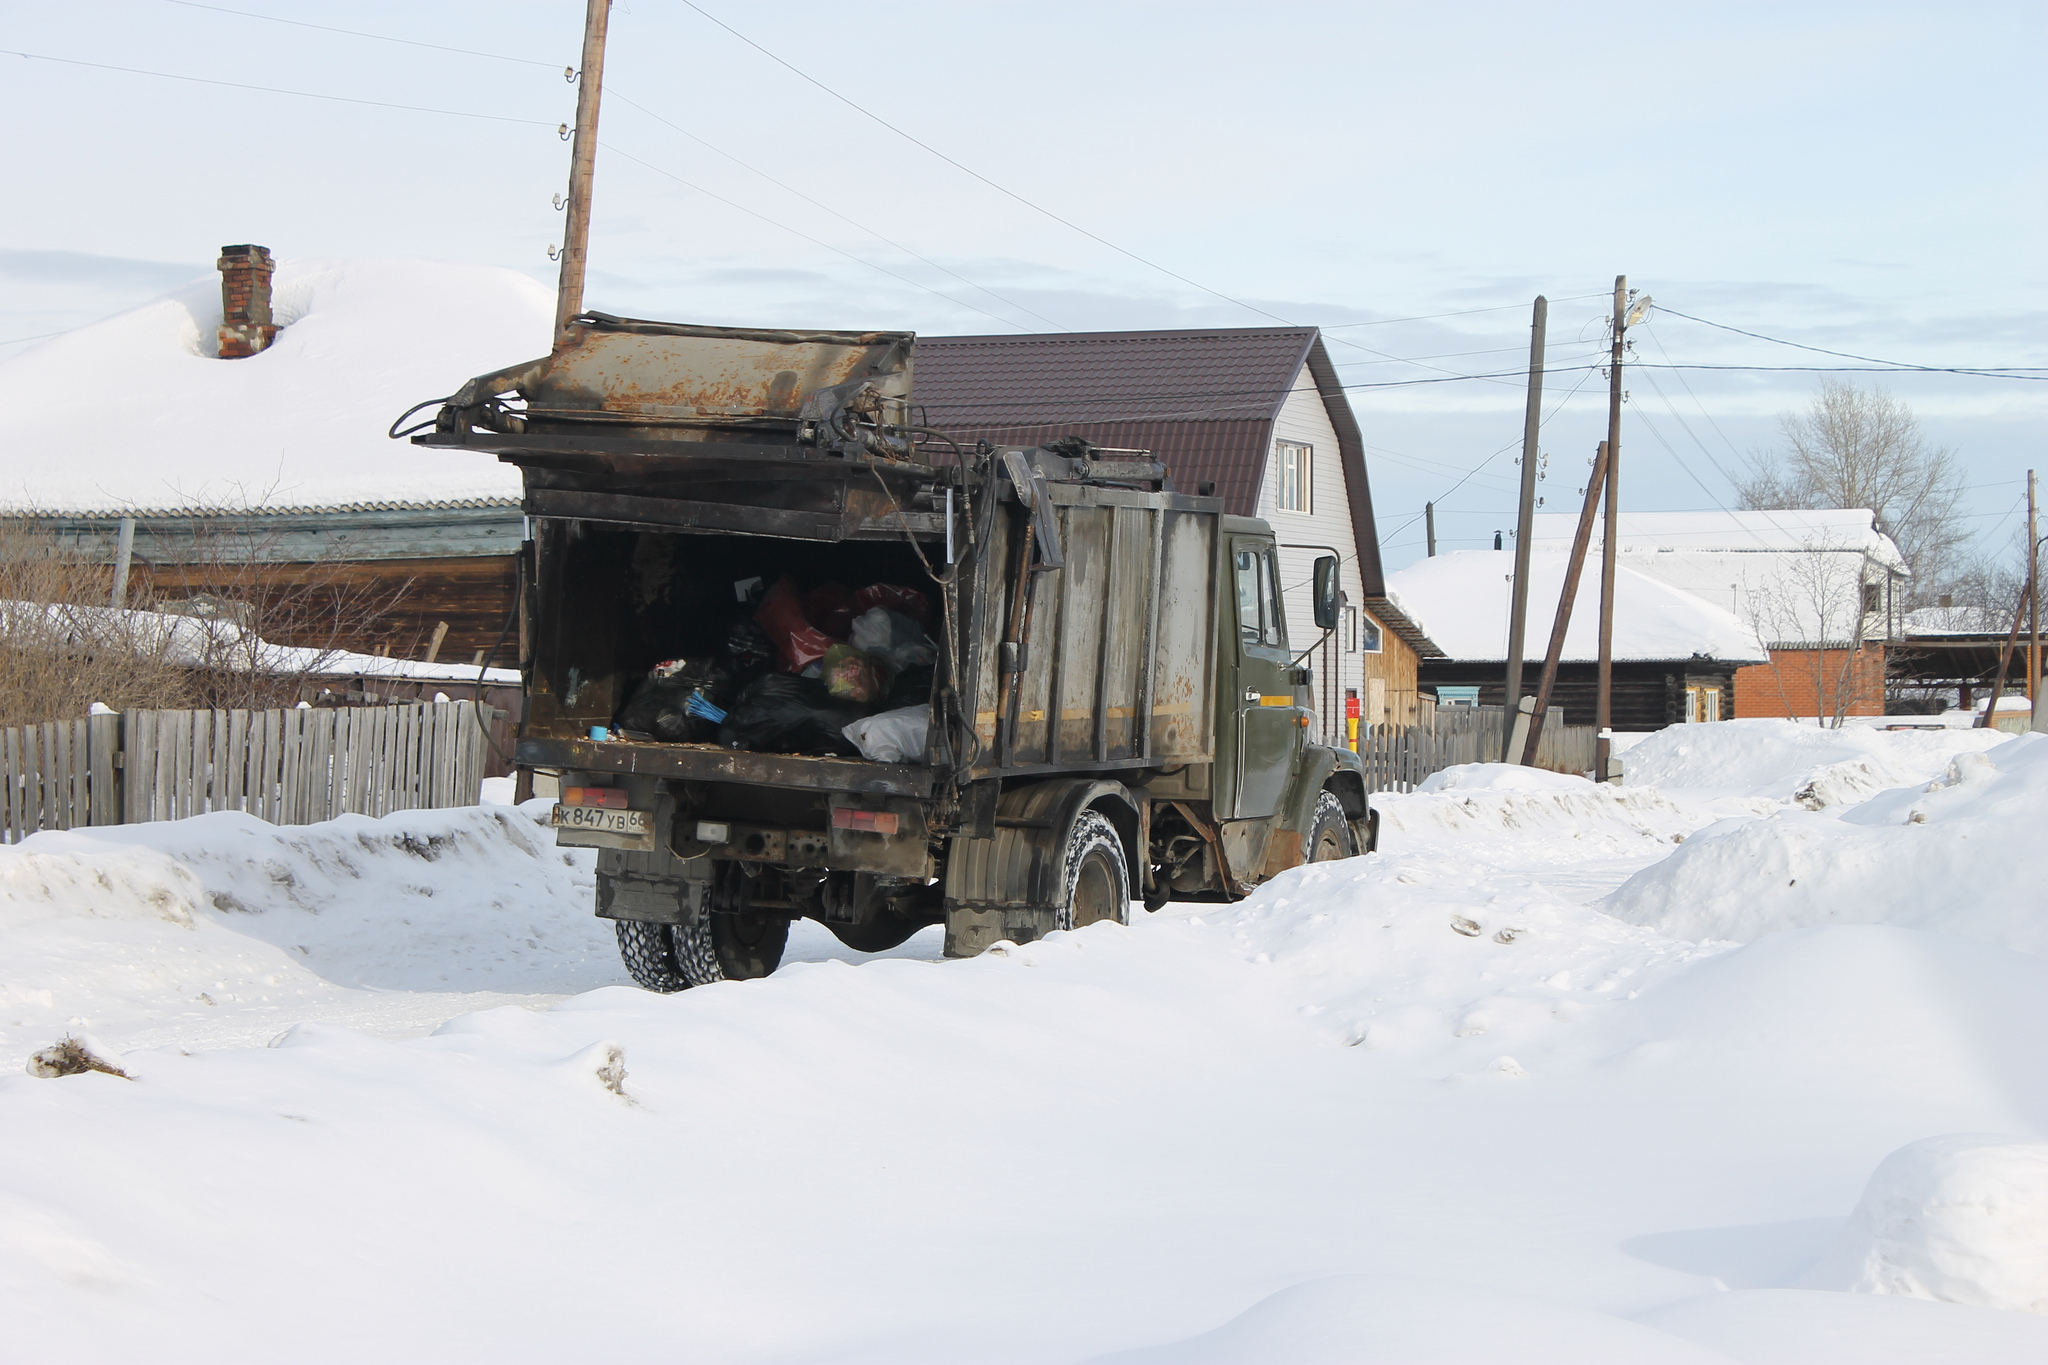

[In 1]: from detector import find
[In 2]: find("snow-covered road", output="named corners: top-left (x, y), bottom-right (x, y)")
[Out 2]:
top-left (3, 722), bottom-right (2043, 1363)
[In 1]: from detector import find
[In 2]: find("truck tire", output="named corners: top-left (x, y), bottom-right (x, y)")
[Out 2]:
top-left (1059, 811), bottom-right (1132, 931)
top-left (677, 911), bottom-right (789, 985)
top-left (615, 920), bottom-right (690, 993)
top-left (1306, 789), bottom-right (1357, 863)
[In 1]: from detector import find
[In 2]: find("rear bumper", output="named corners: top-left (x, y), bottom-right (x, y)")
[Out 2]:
top-left (517, 735), bottom-right (935, 798)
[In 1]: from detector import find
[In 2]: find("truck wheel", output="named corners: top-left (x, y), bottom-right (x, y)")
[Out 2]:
top-left (615, 920), bottom-right (690, 993)
top-left (1307, 790), bottom-right (1357, 863)
top-left (675, 911), bottom-right (789, 985)
top-left (1059, 811), bottom-right (1132, 931)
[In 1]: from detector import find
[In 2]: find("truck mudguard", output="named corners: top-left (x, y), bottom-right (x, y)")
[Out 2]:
top-left (1272, 746), bottom-right (1375, 873)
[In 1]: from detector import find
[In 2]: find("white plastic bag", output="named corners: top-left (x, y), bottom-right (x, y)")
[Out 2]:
top-left (842, 705), bottom-right (930, 764)
top-left (849, 607), bottom-right (935, 670)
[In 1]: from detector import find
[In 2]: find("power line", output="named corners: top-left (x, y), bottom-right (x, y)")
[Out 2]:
top-left (1658, 306), bottom-right (2048, 377)
top-left (154, 0), bottom-right (1066, 331)
top-left (1321, 293), bottom-right (1611, 329)
top-left (604, 94), bottom-right (1063, 333)
top-left (672, 2), bottom-right (1532, 388)
top-left (1, 48), bottom-right (556, 125)
top-left (601, 142), bottom-right (1041, 333)
top-left (155, 0), bottom-right (558, 67)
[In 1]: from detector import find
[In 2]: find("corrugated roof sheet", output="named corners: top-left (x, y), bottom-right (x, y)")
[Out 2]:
top-left (914, 327), bottom-right (1319, 426)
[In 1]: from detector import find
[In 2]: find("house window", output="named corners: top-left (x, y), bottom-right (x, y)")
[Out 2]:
top-left (1275, 440), bottom-right (1312, 513)
top-left (1354, 609), bottom-right (1382, 655)
top-left (1685, 685), bottom-right (1722, 723)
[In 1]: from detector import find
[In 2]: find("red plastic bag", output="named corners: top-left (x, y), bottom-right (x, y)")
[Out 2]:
top-left (802, 582), bottom-right (851, 630)
top-left (823, 583), bottom-right (930, 637)
top-left (755, 576), bottom-right (838, 673)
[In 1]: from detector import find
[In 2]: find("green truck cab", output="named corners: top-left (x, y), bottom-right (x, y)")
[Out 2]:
top-left (413, 314), bottom-right (1375, 988)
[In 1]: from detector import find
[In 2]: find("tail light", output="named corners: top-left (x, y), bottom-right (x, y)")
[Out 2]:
top-left (561, 787), bottom-right (629, 809)
top-left (832, 807), bottom-right (899, 835)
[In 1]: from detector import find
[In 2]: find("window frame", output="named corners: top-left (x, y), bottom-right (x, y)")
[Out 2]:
top-left (1274, 439), bottom-right (1313, 514)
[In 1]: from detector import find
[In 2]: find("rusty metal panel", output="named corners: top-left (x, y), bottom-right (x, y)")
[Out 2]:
top-left (1151, 509), bottom-right (1216, 760)
top-left (530, 320), bottom-right (912, 424)
top-left (1050, 505), bottom-right (1110, 764)
top-left (1100, 506), bottom-right (1150, 759)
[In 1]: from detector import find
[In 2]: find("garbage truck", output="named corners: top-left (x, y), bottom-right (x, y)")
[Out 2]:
top-left (405, 313), bottom-right (1376, 990)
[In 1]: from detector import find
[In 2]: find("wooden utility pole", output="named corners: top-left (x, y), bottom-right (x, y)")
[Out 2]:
top-left (1425, 502), bottom-right (1437, 557)
top-left (1595, 275), bottom-right (1626, 783)
top-left (1521, 442), bottom-right (1610, 766)
top-left (1502, 295), bottom-right (1547, 760)
top-left (2029, 468), bottom-right (2039, 716)
top-left (553, 0), bottom-right (612, 344)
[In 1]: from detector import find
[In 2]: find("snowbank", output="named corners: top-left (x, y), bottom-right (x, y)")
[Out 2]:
top-left (1802, 1134), bottom-right (2048, 1314)
top-left (0, 258), bottom-right (548, 513)
top-left (1619, 717), bottom-right (2009, 805)
top-left (0, 803), bottom-right (614, 1066)
top-left (1602, 734), bottom-right (2048, 956)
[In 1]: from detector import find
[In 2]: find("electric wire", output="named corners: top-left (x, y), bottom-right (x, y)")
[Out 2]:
top-left (1657, 306), bottom-right (2047, 377)
top-left (1, 48), bottom-right (557, 125)
top-left (155, 0), bottom-right (559, 67)
top-left (599, 142), bottom-right (1042, 334)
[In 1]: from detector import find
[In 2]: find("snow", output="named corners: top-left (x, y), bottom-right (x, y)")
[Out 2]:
top-left (1384, 549), bottom-right (1768, 662)
top-left (1800, 1134), bottom-right (2048, 1314)
top-left (1526, 508), bottom-right (1906, 571)
top-left (1607, 733), bottom-right (2048, 958)
top-left (2, 724), bottom-right (2044, 1361)
top-left (0, 258), bottom-right (549, 514)
top-left (1618, 715), bottom-right (2011, 803)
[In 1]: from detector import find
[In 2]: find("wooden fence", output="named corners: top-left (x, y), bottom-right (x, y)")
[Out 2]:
top-left (1356, 704), bottom-right (1599, 794)
top-left (0, 701), bottom-right (498, 842)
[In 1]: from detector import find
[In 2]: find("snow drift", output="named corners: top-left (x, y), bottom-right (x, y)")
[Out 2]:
top-left (1619, 717), bottom-right (2008, 805)
top-left (1602, 734), bottom-right (2048, 956)
top-left (1802, 1133), bottom-right (2048, 1314)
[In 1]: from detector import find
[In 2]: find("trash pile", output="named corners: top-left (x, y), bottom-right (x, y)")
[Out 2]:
top-left (613, 575), bottom-right (937, 763)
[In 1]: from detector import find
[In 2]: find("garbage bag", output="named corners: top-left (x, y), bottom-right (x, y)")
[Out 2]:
top-left (755, 576), bottom-right (839, 673)
top-left (848, 606), bottom-right (935, 671)
top-left (819, 642), bottom-right (887, 706)
top-left (843, 705), bottom-right (930, 764)
top-left (883, 662), bottom-right (935, 709)
top-left (616, 658), bottom-right (723, 743)
top-left (717, 674), bottom-right (864, 756)
top-left (715, 618), bottom-right (774, 684)
top-left (821, 582), bottom-right (930, 636)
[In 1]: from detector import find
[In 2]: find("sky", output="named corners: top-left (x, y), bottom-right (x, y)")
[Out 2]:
top-left (1, 0), bottom-right (2042, 572)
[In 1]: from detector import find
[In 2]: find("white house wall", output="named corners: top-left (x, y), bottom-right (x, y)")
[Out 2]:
top-left (1254, 374), bottom-right (1403, 741)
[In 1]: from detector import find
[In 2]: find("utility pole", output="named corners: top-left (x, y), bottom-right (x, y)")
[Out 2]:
top-left (1595, 275), bottom-right (1626, 783)
top-left (1502, 295), bottom-right (1547, 760)
top-left (1522, 442), bottom-right (1609, 766)
top-left (2030, 468), bottom-right (2040, 726)
top-left (553, 0), bottom-right (612, 344)
top-left (1425, 502), bottom-right (1437, 557)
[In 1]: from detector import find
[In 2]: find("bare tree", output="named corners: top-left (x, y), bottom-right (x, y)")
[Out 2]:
top-left (1737, 379), bottom-right (1966, 602)
top-left (1741, 539), bottom-right (1876, 727)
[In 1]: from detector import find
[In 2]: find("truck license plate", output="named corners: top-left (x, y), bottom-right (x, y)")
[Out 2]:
top-left (550, 804), bottom-right (652, 836)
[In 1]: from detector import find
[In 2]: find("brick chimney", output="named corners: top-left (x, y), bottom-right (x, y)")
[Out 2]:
top-left (216, 244), bottom-right (279, 358)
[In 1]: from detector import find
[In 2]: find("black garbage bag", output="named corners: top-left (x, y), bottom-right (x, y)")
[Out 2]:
top-left (717, 673), bottom-right (865, 756)
top-left (715, 618), bottom-right (774, 686)
top-left (884, 662), bottom-right (936, 709)
top-left (616, 658), bottom-right (727, 743)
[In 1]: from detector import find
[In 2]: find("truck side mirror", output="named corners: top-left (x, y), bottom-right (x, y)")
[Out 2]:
top-left (1312, 556), bottom-right (1340, 631)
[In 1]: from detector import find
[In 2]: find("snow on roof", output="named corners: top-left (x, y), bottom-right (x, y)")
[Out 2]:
top-left (1526, 509), bottom-right (1908, 572)
top-left (0, 257), bottom-right (552, 515)
top-left (1384, 550), bottom-right (1767, 663)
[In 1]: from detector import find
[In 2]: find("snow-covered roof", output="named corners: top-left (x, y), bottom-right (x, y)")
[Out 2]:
top-left (1527, 509), bottom-right (1907, 572)
top-left (1521, 509), bottom-right (1906, 648)
top-left (1383, 550), bottom-right (1768, 663)
top-left (1902, 605), bottom-right (2012, 636)
top-left (0, 258), bottom-right (551, 515)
